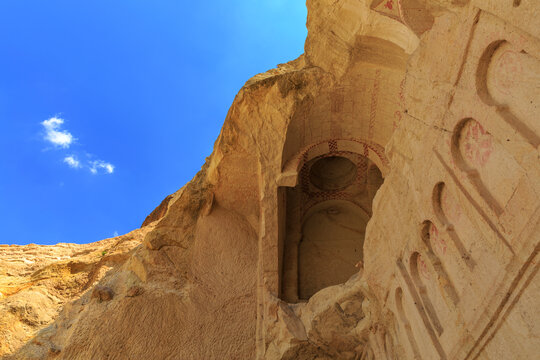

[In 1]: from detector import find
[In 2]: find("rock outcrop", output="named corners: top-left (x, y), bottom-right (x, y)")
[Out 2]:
top-left (0, 227), bottom-right (152, 358)
top-left (1, 0), bottom-right (539, 359)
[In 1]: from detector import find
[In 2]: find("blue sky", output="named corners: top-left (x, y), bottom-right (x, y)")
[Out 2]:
top-left (0, 1), bottom-right (307, 245)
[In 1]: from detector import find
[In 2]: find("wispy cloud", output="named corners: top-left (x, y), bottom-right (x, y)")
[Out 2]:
top-left (89, 160), bottom-right (115, 175)
top-left (63, 155), bottom-right (81, 168)
top-left (41, 116), bottom-right (115, 175)
top-left (42, 117), bottom-right (74, 148)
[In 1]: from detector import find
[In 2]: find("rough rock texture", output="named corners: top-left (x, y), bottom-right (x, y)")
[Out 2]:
top-left (0, 227), bottom-right (152, 358)
top-left (1, 0), bottom-right (539, 359)
top-left (141, 194), bottom-right (174, 227)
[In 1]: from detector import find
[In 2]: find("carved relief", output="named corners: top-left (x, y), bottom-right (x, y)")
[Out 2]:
top-left (395, 287), bottom-right (422, 359)
top-left (396, 259), bottom-right (447, 359)
top-left (432, 182), bottom-right (476, 270)
top-left (428, 221), bottom-right (447, 255)
top-left (410, 252), bottom-right (444, 336)
top-left (420, 220), bottom-right (460, 306)
top-left (282, 138), bottom-right (389, 176)
top-left (459, 120), bottom-right (494, 168)
top-left (451, 118), bottom-right (523, 216)
top-left (477, 40), bottom-right (540, 147)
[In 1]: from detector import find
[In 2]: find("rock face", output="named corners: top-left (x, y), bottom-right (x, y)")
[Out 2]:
top-left (1, 0), bottom-right (539, 359)
top-left (0, 227), bottom-right (152, 358)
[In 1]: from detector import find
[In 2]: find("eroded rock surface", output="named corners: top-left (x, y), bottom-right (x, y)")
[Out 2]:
top-left (1, 0), bottom-right (539, 359)
top-left (0, 227), bottom-right (152, 358)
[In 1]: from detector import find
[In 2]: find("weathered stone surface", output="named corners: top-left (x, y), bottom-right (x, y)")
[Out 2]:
top-left (141, 194), bottom-right (173, 227)
top-left (125, 285), bottom-right (144, 298)
top-left (0, 227), bottom-right (151, 358)
top-left (1, 0), bottom-right (539, 359)
top-left (90, 286), bottom-right (114, 302)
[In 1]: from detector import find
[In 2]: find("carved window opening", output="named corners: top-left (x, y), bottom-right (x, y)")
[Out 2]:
top-left (279, 153), bottom-right (384, 303)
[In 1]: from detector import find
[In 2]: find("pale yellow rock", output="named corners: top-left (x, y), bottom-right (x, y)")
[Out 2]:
top-left (0, 227), bottom-right (152, 358)
top-left (1, 0), bottom-right (539, 359)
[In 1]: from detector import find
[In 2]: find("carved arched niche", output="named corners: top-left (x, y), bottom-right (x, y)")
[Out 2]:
top-left (450, 118), bottom-right (523, 216)
top-left (477, 40), bottom-right (540, 146)
top-left (279, 150), bottom-right (384, 302)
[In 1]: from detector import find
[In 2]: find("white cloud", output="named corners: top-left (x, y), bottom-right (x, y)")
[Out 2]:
top-left (63, 155), bottom-right (81, 168)
top-left (41, 117), bottom-right (74, 148)
top-left (89, 160), bottom-right (115, 175)
top-left (113, 231), bottom-right (119, 237)
top-left (40, 116), bottom-right (116, 175)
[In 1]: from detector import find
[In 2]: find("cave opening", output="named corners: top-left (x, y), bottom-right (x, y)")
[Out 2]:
top-left (279, 153), bottom-right (384, 303)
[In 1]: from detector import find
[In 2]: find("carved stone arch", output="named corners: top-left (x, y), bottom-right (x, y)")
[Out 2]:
top-left (450, 117), bottom-right (524, 217)
top-left (280, 138), bottom-right (390, 186)
top-left (476, 40), bottom-right (540, 147)
top-left (278, 139), bottom-right (386, 302)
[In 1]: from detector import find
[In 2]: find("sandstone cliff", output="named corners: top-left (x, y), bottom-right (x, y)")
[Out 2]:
top-left (0, 227), bottom-right (153, 358)
top-left (1, 0), bottom-right (539, 359)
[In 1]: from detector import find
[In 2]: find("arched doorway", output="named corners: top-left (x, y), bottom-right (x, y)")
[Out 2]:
top-left (298, 200), bottom-right (369, 299)
top-left (279, 151), bottom-right (384, 302)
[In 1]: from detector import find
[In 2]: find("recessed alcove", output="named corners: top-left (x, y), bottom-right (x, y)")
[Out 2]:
top-left (279, 151), bottom-right (384, 303)
top-left (309, 156), bottom-right (357, 191)
top-left (298, 200), bottom-right (368, 299)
